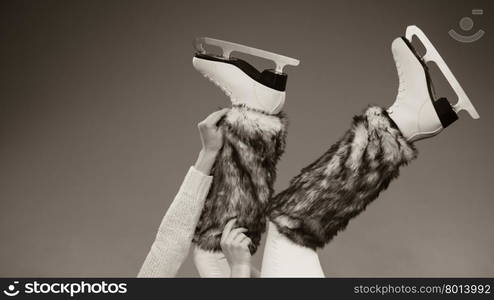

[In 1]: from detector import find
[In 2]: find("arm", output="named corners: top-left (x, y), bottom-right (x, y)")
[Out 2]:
top-left (220, 219), bottom-right (253, 278)
top-left (138, 108), bottom-right (229, 277)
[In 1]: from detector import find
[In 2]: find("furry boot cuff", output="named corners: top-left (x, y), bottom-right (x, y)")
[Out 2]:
top-left (193, 106), bottom-right (287, 253)
top-left (268, 106), bottom-right (417, 249)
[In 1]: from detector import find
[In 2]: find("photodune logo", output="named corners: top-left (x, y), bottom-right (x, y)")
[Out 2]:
top-left (449, 9), bottom-right (485, 43)
top-left (3, 281), bottom-right (20, 297)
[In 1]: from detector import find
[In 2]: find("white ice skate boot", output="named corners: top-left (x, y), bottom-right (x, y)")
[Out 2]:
top-left (192, 37), bottom-right (299, 115)
top-left (388, 26), bottom-right (479, 142)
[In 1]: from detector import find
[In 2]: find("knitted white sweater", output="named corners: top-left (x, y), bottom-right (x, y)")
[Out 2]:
top-left (138, 166), bottom-right (213, 277)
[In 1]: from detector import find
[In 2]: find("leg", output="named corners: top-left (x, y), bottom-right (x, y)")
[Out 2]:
top-left (192, 37), bottom-right (295, 256)
top-left (193, 245), bottom-right (231, 277)
top-left (262, 26), bottom-right (479, 276)
top-left (193, 108), bottom-right (287, 254)
top-left (268, 106), bottom-right (417, 250)
top-left (261, 221), bottom-right (324, 277)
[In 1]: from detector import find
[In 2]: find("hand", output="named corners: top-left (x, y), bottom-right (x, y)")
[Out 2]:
top-left (194, 108), bottom-right (230, 175)
top-left (197, 108), bottom-right (230, 153)
top-left (220, 218), bottom-right (252, 278)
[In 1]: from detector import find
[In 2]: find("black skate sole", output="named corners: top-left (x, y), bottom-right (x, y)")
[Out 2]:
top-left (195, 53), bottom-right (287, 91)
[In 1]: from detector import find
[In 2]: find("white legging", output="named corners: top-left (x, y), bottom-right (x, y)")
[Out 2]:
top-left (260, 221), bottom-right (325, 277)
top-left (193, 222), bottom-right (324, 277)
top-left (193, 245), bottom-right (231, 277)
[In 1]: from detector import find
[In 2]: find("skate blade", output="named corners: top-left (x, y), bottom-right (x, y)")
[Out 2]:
top-left (405, 25), bottom-right (480, 119)
top-left (194, 37), bottom-right (300, 74)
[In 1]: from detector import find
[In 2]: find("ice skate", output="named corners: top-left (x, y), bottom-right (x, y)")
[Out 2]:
top-left (387, 25), bottom-right (479, 142)
top-left (192, 37), bottom-right (300, 115)
top-left (191, 38), bottom-right (294, 255)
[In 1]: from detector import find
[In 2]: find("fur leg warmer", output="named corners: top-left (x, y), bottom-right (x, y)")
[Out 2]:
top-left (193, 106), bottom-right (287, 253)
top-left (268, 106), bottom-right (417, 249)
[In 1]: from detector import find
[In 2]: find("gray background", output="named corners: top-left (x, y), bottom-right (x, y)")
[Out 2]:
top-left (1, 0), bottom-right (493, 277)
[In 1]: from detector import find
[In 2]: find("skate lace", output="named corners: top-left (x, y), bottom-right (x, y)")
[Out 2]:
top-left (392, 61), bottom-right (405, 111)
top-left (392, 56), bottom-right (437, 113)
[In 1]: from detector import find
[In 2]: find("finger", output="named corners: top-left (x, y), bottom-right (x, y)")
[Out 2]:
top-left (202, 108), bottom-right (230, 127)
top-left (232, 233), bottom-right (247, 245)
top-left (221, 218), bottom-right (237, 243)
top-left (240, 238), bottom-right (252, 248)
top-left (233, 233), bottom-right (248, 244)
top-left (230, 227), bottom-right (248, 238)
top-left (224, 228), bottom-right (247, 246)
top-left (227, 227), bottom-right (247, 241)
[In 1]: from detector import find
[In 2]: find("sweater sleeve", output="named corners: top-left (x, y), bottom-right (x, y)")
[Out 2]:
top-left (137, 166), bottom-right (213, 277)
